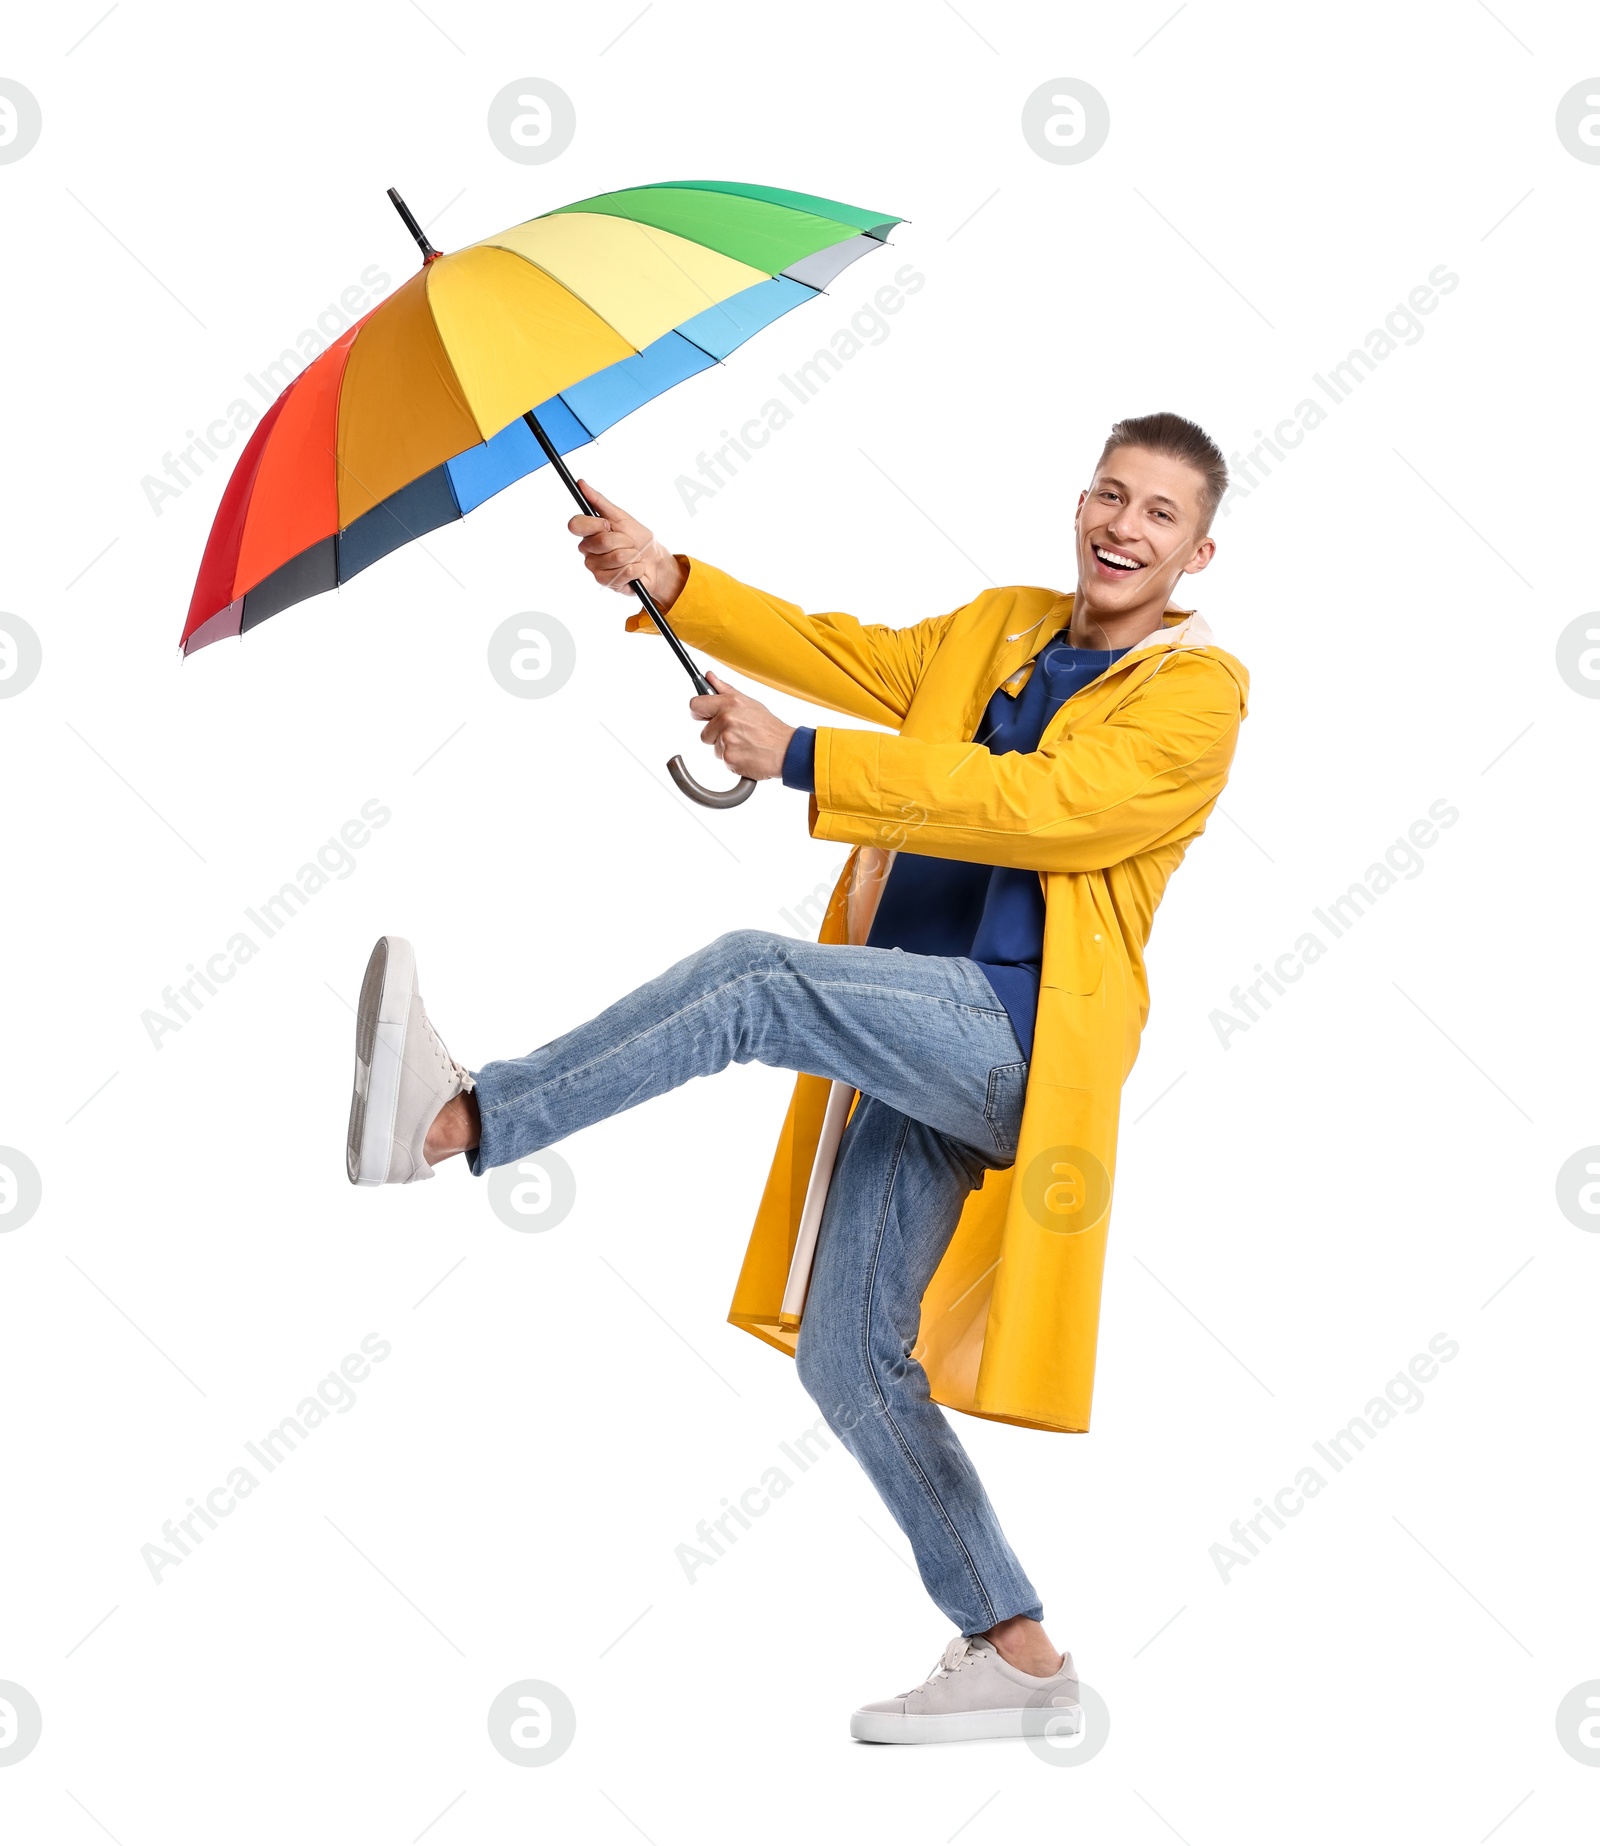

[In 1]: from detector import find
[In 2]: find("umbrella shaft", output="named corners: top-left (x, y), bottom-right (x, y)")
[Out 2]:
top-left (521, 410), bottom-right (710, 697)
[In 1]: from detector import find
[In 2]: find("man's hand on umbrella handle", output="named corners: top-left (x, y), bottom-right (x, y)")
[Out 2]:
top-left (691, 673), bottom-right (795, 781)
top-left (568, 482), bottom-right (687, 612)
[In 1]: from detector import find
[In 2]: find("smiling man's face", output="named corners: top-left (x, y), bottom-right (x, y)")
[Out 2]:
top-left (1073, 445), bottom-right (1216, 631)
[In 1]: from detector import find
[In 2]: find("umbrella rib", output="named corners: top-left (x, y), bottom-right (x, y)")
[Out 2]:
top-left (635, 220), bottom-right (761, 345)
top-left (317, 274), bottom-right (483, 555)
top-left (420, 260), bottom-right (492, 445)
top-left (328, 446), bottom-right (466, 589)
top-left (472, 244), bottom-right (648, 361)
top-left (605, 215), bottom-right (870, 333)
top-left (487, 218), bottom-right (783, 358)
top-left (544, 190), bottom-right (879, 263)
top-left (550, 393), bottom-right (598, 443)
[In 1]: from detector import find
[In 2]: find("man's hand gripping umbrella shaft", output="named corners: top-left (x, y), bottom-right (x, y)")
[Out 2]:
top-left (567, 481), bottom-right (797, 784)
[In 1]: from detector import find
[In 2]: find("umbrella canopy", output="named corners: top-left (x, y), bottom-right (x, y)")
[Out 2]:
top-left (181, 180), bottom-right (902, 655)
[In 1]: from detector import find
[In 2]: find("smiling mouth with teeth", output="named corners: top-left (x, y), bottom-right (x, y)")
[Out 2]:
top-left (1094, 545), bottom-right (1143, 572)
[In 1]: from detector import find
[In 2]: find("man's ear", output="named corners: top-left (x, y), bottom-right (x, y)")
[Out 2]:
top-left (1181, 535), bottom-right (1217, 575)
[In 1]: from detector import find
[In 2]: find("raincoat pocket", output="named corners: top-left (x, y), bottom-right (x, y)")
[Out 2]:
top-left (1041, 923), bottom-right (1106, 996)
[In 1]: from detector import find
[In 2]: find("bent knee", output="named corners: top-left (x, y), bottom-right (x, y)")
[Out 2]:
top-left (796, 1329), bottom-right (880, 1430)
top-left (705, 928), bottom-right (787, 976)
top-left (793, 1324), bottom-right (840, 1410)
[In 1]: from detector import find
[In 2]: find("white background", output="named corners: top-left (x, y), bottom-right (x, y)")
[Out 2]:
top-left (2, 0), bottom-right (1597, 1838)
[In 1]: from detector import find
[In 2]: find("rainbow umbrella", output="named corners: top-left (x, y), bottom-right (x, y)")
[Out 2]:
top-left (181, 180), bottom-right (903, 805)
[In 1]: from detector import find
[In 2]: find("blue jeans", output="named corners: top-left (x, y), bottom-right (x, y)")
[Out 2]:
top-left (468, 928), bottom-right (1044, 1634)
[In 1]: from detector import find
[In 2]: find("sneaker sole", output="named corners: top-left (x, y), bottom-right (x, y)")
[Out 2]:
top-left (850, 1702), bottom-right (1082, 1745)
top-left (347, 935), bottom-right (417, 1186)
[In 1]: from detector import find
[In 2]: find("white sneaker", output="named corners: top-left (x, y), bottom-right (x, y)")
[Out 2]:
top-left (346, 937), bottom-right (474, 1186)
top-left (851, 1634), bottom-right (1082, 1745)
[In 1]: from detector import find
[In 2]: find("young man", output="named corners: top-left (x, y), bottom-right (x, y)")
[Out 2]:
top-left (346, 412), bottom-right (1250, 1745)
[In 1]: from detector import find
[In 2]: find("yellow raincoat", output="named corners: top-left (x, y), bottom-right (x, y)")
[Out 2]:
top-left (628, 559), bottom-right (1250, 1434)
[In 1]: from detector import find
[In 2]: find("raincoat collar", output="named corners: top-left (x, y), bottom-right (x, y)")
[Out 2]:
top-left (1128, 601), bottom-right (1215, 655)
top-left (982, 594), bottom-right (1219, 722)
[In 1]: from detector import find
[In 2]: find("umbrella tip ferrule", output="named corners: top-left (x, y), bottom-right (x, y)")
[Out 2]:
top-left (387, 186), bottom-right (442, 264)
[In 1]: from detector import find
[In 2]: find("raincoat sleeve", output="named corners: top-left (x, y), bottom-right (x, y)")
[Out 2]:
top-left (810, 655), bottom-right (1246, 874)
top-left (624, 557), bottom-right (965, 727)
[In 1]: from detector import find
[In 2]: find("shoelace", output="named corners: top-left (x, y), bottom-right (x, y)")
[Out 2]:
top-left (421, 1009), bottom-right (474, 1095)
top-left (898, 1635), bottom-right (982, 1697)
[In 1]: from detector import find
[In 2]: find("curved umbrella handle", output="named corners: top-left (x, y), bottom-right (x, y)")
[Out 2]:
top-left (667, 756), bottom-right (757, 808)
